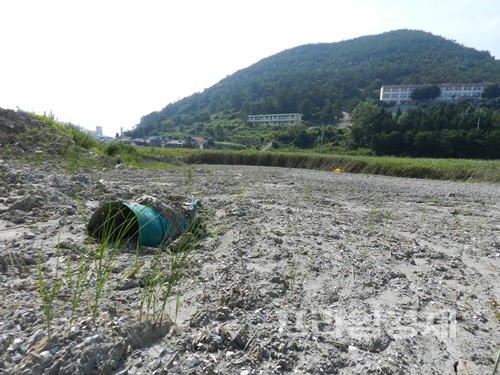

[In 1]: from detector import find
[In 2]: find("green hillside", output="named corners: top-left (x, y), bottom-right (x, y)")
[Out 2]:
top-left (129, 29), bottom-right (500, 142)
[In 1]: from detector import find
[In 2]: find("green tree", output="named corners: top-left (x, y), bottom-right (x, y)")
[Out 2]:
top-left (350, 100), bottom-right (392, 148)
top-left (298, 98), bottom-right (315, 120)
top-left (291, 125), bottom-right (315, 148)
top-left (465, 130), bottom-right (486, 157)
top-left (319, 99), bottom-right (337, 124)
top-left (414, 131), bottom-right (439, 156)
top-left (410, 85), bottom-right (441, 101)
top-left (484, 130), bottom-right (500, 158)
top-left (372, 131), bottom-right (402, 155)
top-left (213, 124), bottom-right (225, 141)
top-left (403, 131), bottom-right (416, 154)
top-left (230, 92), bottom-right (243, 110)
top-left (350, 100), bottom-right (380, 148)
top-left (195, 112), bottom-right (211, 122)
top-left (160, 119), bottom-right (175, 132)
top-left (481, 83), bottom-right (500, 98)
top-left (439, 130), bottom-right (467, 158)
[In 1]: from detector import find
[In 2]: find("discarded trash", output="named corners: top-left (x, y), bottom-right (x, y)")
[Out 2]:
top-left (87, 197), bottom-right (201, 247)
top-left (333, 168), bottom-right (341, 174)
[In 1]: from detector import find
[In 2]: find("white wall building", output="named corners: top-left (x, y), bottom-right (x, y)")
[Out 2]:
top-left (380, 83), bottom-right (487, 104)
top-left (247, 113), bottom-right (302, 126)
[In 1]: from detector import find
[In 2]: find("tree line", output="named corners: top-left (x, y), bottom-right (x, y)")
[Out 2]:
top-left (350, 99), bottom-right (500, 158)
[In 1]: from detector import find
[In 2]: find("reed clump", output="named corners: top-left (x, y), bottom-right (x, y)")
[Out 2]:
top-left (149, 148), bottom-right (499, 183)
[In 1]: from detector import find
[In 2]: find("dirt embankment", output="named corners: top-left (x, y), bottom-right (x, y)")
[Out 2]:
top-left (0, 108), bottom-right (72, 157)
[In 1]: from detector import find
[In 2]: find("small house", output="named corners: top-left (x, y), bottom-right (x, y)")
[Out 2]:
top-left (147, 136), bottom-right (164, 147)
top-left (184, 136), bottom-right (208, 149)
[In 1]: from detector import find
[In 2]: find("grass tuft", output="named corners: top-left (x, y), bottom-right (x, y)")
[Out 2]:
top-left (37, 241), bottom-right (64, 338)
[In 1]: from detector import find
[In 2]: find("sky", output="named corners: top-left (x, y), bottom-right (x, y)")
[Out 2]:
top-left (1, 0), bottom-right (499, 137)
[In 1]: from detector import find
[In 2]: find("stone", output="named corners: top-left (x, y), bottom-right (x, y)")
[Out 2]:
top-left (12, 337), bottom-right (23, 350)
top-left (185, 356), bottom-right (201, 368)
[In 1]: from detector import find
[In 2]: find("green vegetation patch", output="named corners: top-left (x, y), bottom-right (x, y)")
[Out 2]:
top-left (148, 148), bottom-right (500, 183)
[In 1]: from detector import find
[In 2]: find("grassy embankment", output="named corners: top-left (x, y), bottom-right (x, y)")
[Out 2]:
top-left (138, 147), bottom-right (500, 183)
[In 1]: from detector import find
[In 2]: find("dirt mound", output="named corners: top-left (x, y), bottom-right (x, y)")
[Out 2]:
top-left (0, 107), bottom-right (73, 157)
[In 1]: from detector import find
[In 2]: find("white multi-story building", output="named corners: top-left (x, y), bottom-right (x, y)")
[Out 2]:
top-left (247, 113), bottom-right (302, 126)
top-left (380, 83), bottom-right (487, 104)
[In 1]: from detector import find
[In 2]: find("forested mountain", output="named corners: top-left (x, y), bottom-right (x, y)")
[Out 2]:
top-left (129, 29), bottom-right (500, 138)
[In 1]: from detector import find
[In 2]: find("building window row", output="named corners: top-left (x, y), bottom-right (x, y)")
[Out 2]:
top-left (247, 113), bottom-right (303, 126)
top-left (386, 87), bottom-right (411, 92)
top-left (442, 86), bottom-right (484, 92)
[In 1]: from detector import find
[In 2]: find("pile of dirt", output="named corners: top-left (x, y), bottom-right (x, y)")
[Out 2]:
top-left (0, 158), bottom-right (499, 374)
top-left (0, 107), bottom-right (73, 158)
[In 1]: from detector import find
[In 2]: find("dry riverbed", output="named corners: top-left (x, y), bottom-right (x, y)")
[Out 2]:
top-left (0, 160), bottom-right (499, 374)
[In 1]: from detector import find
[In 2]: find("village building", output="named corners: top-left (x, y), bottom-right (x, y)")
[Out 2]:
top-left (184, 136), bottom-right (209, 149)
top-left (380, 83), bottom-right (487, 104)
top-left (247, 113), bottom-right (302, 126)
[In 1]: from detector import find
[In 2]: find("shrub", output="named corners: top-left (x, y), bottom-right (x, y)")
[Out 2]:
top-left (67, 125), bottom-right (99, 150)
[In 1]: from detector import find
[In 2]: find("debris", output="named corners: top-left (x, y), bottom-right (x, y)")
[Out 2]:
top-left (87, 198), bottom-right (201, 247)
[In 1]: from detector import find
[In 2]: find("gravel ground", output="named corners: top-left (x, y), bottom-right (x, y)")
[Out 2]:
top-left (0, 159), bottom-right (499, 375)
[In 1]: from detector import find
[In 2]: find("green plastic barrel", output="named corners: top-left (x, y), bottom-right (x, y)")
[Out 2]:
top-left (87, 201), bottom-right (169, 247)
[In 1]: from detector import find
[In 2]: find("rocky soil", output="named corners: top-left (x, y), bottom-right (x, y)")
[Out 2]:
top-left (0, 109), bottom-right (499, 374)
